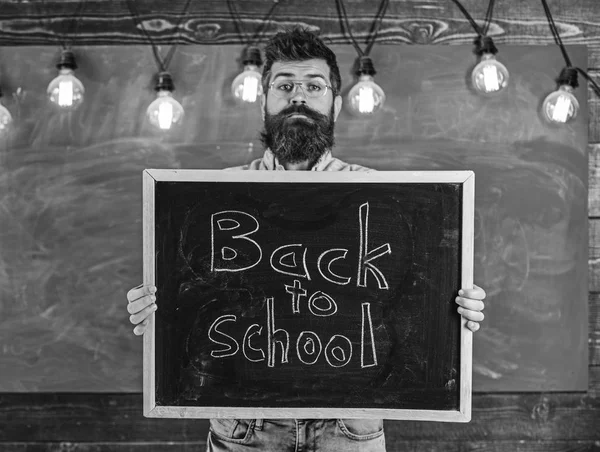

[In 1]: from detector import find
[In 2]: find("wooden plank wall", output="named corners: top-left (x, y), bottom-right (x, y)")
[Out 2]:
top-left (0, 0), bottom-right (598, 450)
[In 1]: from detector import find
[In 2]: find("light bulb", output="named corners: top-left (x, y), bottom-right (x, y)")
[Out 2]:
top-left (541, 67), bottom-right (580, 124)
top-left (231, 47), bottom-right (264, 104)
top-left (146, 72), bottom-right (184, 131)
top-left (47, 50), bottom-right (84, 110)
top-left (231, 65), bottom-right (263, 103)
top-left (471, 53), bottom-right (509, 95)
top-left (542, 84), bottom-right (579, 124)
top-left (347, 75), bottom-right (386, 116)
top-left (346, 57), bottom-right (386, 117)
top-left (0, 100), bottom-right (12, 135)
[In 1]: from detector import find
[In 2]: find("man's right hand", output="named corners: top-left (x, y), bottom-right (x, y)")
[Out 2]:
top-left (126, 285), bottom-right (158, 336)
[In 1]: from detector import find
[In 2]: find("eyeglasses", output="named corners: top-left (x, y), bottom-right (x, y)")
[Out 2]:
top-left (269, 79), bottom-right (332, 99)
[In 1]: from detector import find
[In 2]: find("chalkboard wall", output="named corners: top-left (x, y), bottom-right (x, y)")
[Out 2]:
top-left (0, 45), bottom-right (588, 393)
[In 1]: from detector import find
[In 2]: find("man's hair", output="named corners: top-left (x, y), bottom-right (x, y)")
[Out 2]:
top-left (262, 28), bottom-right (342, 96)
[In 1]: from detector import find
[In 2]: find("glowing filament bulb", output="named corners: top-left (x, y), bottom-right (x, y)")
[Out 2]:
top-left (231, 63), bottom-right (263, 104)
top-left (358, 86), bottom-right (375, 113)
top-left (157, 101), bottom-right (174, 130)
top-left (347, 74), bottom-right (386, 117)
top-left (482, 65), bottom-right (500, 92)
top-left (552, 95), bottom-right (571, 122)
top-left (47, 67), bottom-right (85, 110)
top-left (58, 80), bottom-right (74, 107)
top-left (242, 76), bottom-right (259, 102)
top-left (0, 100), bottom-right (12, 135)
top-left (471, 53), bottom-right (509, 96)
top-left (542, 84), bottom-right (579, 124)
top-left (147, 90), bottom-right (184, 131)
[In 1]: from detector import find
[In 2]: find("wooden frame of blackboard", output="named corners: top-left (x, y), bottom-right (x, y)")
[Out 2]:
top-left (142, 169), bottom-right (475, 422)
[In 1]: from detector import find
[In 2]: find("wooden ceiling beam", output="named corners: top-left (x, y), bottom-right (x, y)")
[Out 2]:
top-left (0, 0), bottom-right (595, 49)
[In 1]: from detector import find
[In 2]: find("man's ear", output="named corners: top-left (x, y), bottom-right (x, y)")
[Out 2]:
top-left (260, 94), bottom-right (266, 121)
top-left (333, 95), bottom-right (343, 122)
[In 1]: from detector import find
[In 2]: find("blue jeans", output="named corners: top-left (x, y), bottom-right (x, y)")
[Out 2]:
top-left (207, 418), bottom-right (386, 452)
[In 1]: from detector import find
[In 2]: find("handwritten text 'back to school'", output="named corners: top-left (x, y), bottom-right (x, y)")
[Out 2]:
top-left (207, 202), bottom-right (391, 369)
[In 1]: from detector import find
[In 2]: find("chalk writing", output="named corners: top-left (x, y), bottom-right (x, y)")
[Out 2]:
top-left (207, 292), bottom-right (377, 369)
top-left (318, 248), bottom-right (352, 285)
top-left (285, 279), bottom-right (307, 314)
top-left (210, 202), bottom-right (391, 288)
top-left (271, 244), bottom-right (311, 280)
top-left (206, 202), bottom-right (390, 370)
top-left (211, 210), bottom-right (262, 273)
top-left (358, 202), bottom-right (392, 290)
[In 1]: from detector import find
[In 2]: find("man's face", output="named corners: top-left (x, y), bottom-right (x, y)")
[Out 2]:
top-left (259, 58), bottom-right (343, 167)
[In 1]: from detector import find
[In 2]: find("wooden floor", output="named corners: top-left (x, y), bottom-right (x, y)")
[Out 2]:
top-left (0, 0), bottom-right (599, 450)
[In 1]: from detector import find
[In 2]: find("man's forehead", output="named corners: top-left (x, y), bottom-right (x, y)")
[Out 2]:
top-left (270, 59), bottom-right (330, 80)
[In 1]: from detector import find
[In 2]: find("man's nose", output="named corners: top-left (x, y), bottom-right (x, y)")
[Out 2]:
top-left (290, 86), bottom-right (307, 104)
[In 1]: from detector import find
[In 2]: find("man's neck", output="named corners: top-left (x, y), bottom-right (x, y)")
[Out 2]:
top-left (283, 160), bottom-right (312, 171)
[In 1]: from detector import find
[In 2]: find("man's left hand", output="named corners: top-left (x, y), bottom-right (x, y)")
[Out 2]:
top-left (455, 284), bottom-right (486, 332)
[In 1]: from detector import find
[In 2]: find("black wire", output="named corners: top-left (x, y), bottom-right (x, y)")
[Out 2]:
top-left (65, 0), bottom-right (88, 48)
top-left (36, 0), bottom-right (88, 49)
top-left (539, 1), bottom-right (599, 97)
top-left (126, 0), bottom-right (165, 71)
top-left (250, 1), bottom-right (280, 46)
top-left (33, 0), bottom-right (57, 46)
top-left (336, 0), bottom-right (391, 57)
top-left (540, 0), bottom-right (572, 67)
top-left (449, 0), bottom-right (484, 36)
top-left (482, 0), bottom-right (495, 36)
top-left (163, 0), bottom-right (193, 69)
top-left (126, 0), bottom-right (193, 73)
top-left (227, 0), bottom-right (280, 47)
top-left (227, 0), bottom-right (251, 44)
top-left (576, 67), bottom-right (600, 97)
top-left (364, 0), bottom-right (390, 56)
top-left (335, 0), bottom-right (365, 57)
top-left (540, 1), bottom-right (599, 98)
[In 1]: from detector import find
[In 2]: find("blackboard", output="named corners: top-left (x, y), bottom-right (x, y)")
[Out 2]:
top-left (142, 169), bottom-right (474, 421)
top-left (0, 45), bottom-right (586, 393)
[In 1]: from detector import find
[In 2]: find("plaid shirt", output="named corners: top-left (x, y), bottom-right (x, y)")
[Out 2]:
top-left (226, 149), bottom-right (372, 172)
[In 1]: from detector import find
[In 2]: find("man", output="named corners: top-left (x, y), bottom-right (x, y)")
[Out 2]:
top-left (127, 28), bottom-right (486, 452)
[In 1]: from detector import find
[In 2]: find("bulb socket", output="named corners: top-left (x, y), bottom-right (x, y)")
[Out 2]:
top-left (56, 49), bottom-right (78, 70)
top-left (242, 46), bottom-right (263, 67)
top-left (155, 72), bottom-right (175, 92)
top-left (474, 36), bottom-right (498, 56)
top-left (556, 66), bottom-right (579, 89)
top-left (355, 56), bottom-right (376, 76)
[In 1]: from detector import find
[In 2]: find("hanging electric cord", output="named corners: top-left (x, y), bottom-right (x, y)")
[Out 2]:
top-left (450, 0), bottom-right (511, 96)
top-left (482, 0), bottom-right (495, 36)
top-left (450, 0), bottom-right (485, 36)
top-left (540, 0), bottom-right (600, 97)
top-left (450, 0), bottom-right (497, 54)
top-left (35, 0), bottom-right (88, 110)
top-left (125, 0), bottom-right (193, 73)
top-left (335, 0), bottom-right (390, 116)
top-left (126, 0), bottom-right (192, 130)
top-left (227, 0), bottom-right (281, 104)
top-left (227, 0), bottom-right (280, 48)
top-left (540, 0), bottom-right (572, 67)
top-left (35, 0), bottom-right (88, 49)
top-left (335, 0), bottom-right (389, 58)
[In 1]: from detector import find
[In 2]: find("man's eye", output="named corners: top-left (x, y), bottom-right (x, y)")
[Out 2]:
top-left (277, 83), bottom-right (293, 91)
top-left (307, 84), bottom-right (322, 91)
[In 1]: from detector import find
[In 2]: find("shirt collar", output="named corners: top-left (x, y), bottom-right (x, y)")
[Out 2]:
top-left (262, 149), bottom-right (334, 171)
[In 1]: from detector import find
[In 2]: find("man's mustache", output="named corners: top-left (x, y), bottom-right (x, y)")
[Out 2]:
top-left (275, 104), bottom-right (327, 122)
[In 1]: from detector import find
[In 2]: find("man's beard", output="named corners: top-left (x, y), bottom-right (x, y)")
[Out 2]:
top-left (260, 103), bottom-right (335, 167)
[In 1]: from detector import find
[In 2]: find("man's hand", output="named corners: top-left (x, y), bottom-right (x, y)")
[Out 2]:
top-left (455, 284), bottom-right (486, 332)
top-left (127, 285), bottom-right (158, 336)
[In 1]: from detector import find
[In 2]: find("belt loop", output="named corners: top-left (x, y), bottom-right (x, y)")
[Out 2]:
top-left (255, 418), bottom-right (264, 430)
